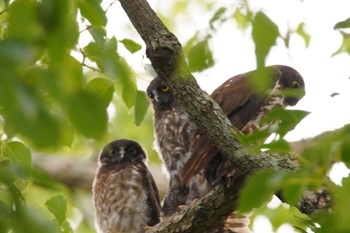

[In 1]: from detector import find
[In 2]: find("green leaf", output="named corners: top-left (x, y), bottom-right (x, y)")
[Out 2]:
top-left (332, 31), bottom-right (350, 56)
top-left (252, 11), bottom-right (279, 67)
top-left (239, 170), bottom-right (284, 212)
top-left (122, 81), bottom-right (136, 109)
top-left (77, 0), bottom-right (107, 26)
top-left (2, 141), bottom-right (32, 180)
top-left (45, 195), bottom-right (67, 225)
top-left (68, 90), bottom-right (108, 138)
top-left (187, 38), bottom-right (214, 72)
top-left (296, 23), bottom-right (311, 47)
top-left (0, 201), bottom-right (10, 233)
top-left (262, 109), bottom-right (310, 138)
top-left (85, 78), bottom-right (114, 108)
top-left (262, 139), bottom-right (291, 153)
top-left (209, 7), bottom-right (227, 30)
top-left (134, 91), bottom-right (150, 126)
top-left (233, 8), bottom-right (252, 30)
top-left (120, 39), bottom-right (142, 54)
top-left (88, 25), bottom-right (107, 46)
top-left (334, 17), bottom-right (350, 29)
top-left (330, 92), bottom-right (340, 97)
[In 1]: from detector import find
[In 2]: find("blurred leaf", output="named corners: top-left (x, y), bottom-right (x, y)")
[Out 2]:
top-left (122, 81), bottom-right (136, 109)
top-left (332, 31), bottom-right (350, 56)
top-left (88, 25), bottom-right (107, 46)
top-left (85, 78), bottom-right (114, 108)
top-left (209, 7), bottom-right (227, 30)
top-left (239, 170), bottom-right (284, 212)
top-left (262, 109), bottom-right (310, 138)
top-left (45, 195), bottom-right (67, 225)
top-left (233, 8), bottom-right (252, 30)
top-left (334, 17), bottom-right (350, 29)
top-left (2, 141), bottom-right (32, 180)
top-left (262, 139), bottom-right (291, 153)
top-left (187, 38), bottom-right (214, 72)
top-left (252, 11), bottom-right (279, 67)
top-left (11, 205), bottom-right (58, 233)
top-left (0, 200), bottom-right (10, 233)
top-left (120, 39), bottom-right (142, 54)
top-left (296, 23), bottom-right (310, 47)
top-left (330, 92), bottom-right (340, 97)
top-left (68, 90), bottom-right (108, 139)
top-left (77, 0), bottom-right (107, 26)
top-left (134, 91), bottom-right (150, 126)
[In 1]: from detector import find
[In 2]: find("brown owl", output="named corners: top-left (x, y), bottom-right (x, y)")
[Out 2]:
top-left (92, 139), bottom-right (161, 233)
top-left (147, 77), bottom-right (210, 216)
top-left (181, 65), bottom-right (305, 185)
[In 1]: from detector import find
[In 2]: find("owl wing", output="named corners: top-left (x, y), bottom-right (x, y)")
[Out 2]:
top-left (181, 67), bottom-right (283, 184)
top-left (142, 165), bottom-right (161, 226)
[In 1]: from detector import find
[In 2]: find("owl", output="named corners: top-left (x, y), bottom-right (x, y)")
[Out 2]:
top-left (92, 139), bottom-right (161, 233)
top-left (147, 77), bottom-right (210, 216)
top-left (181, 65), bottom-right (305, 185)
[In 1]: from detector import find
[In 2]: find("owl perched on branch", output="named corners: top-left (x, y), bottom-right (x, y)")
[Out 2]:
top-left (92, 139), bottom-right (161, 233)
top-left (181, 65), bottom-right (305, 185)
top-left (147, 77), bottom-right (210, 216)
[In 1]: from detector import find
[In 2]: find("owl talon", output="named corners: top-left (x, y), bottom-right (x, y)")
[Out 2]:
top-left (144, 225), bottom-right (152, 231)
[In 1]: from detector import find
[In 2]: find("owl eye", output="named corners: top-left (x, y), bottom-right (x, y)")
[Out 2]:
top-left (127, 146), bottom-right (137, 155)
top-left (292, 80), bottom-right (301, 89)
top-left (109, 148), bottom-right (119, 156)
top-left (160, 85), bottom-right (170, 92)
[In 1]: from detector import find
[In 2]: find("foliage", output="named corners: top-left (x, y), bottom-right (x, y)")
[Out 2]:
top-left (0, 0), bottom-right (349, 233)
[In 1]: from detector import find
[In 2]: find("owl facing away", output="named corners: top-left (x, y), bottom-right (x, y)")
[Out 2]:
top-left (147, 77), bottom-right (210, 216)
top-left (92, 139), bottom-right (161, 233)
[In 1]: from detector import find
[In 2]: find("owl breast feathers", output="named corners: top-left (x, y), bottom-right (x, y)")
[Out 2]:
top-left (92, 139), bottom-right (160, 233)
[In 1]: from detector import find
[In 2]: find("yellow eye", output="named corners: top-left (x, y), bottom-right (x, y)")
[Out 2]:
top-left (292, 81), bottom-right (300, 89)
top-left (161, 85), bottom-right (170, 92)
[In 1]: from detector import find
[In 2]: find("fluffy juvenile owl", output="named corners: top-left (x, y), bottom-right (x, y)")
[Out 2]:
top-left (147, 77), bottom-right (210, 216)
top-left (92, 139), bottom-right (161, 233)
top-left (181, 65), bottom-right (305, 185)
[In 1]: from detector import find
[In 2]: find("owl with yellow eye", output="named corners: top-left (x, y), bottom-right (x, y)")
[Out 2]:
top-left (147, 76), bottom-right (210, 216)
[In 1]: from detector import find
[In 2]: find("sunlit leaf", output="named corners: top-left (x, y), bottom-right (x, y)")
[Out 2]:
top-left (68, 90), bottom-right (108, 139)
top-left (239, 170), bottom-right (284, 212)
top-left (134, 91), bottom-right (150, 126)
top-left (332, 31), bottom-right (350, 56)
top-left (296, 23), bottom-right (311, 47)
top-left (262, 139), bottom-right (291, 153)
top-left (209, 7), bottom-right (227, 30)
top-left (2, 141), bottom-right (32, 180)
top-left (252, 11), bottom-right (279, 67)
top-left (77, 0), bottom-right (107, 26)
top-left (88, 25), bottom-right (107, 46)
top-left (45, 195), bottom-right (67, 225)
top-left (187, 38), bottom-right (214, 72)
top-left (120, 38), bottom-right (142, 54)
top-left (122, 81), bottom-right (136, 109)
top-left (86, 78), bottom-right (114, 108)
top-left (233, 8), bottom-right (252, 30)
top-left (334, 17), bottom-right (350, 29)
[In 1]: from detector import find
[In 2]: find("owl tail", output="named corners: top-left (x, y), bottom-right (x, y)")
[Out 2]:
top-left (180, 134), bottom-right (217, 184)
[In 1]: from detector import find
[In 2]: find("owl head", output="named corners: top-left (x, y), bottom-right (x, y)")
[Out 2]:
top-left (98, 139), bottom-right (147, 166)
top-left (276, 65), bottom-right (305, 106)
top-left (146, 77), bottom-right (174, 108)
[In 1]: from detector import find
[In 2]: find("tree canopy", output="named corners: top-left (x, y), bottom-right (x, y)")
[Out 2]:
top-left (0, 0), bottom-right (349, 233)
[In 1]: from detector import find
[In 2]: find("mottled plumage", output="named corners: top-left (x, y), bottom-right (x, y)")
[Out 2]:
top-left (147, 77), bottom-right (210, 216)
top-left (181, 65), bottom-right (305, 185)
top-left (92, 139), bottom-right (161, 233)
